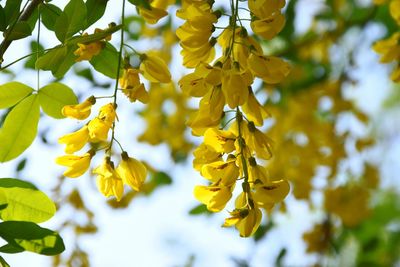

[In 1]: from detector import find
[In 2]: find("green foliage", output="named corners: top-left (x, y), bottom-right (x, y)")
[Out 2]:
top-left (40, 4), bottom-right (62, 31)
top-left (90, 43), bottom-right (121, 78)
top-left (0, 221), bottom-right (64, 255)
top-left (188, 204), bottom-right (212, 216)
top-left (0, 82), bottom-right (33, 109)
top-left (5, 21), bottom-right (32, 41)
top-left (36, 45), bottom-right (77, 78)
top-left (3, 0), bottom-right (22, 28)
top-left (85, 0), bottom-right (109, 28)
top-left (38, 83), bottom-right (78, 119)
top-left (0, 94), bottom-right (40, 162)
top-left (0, 178), bottom-right (56, 223)
top-left (54, 0), bottom-right (87, 43)
top-left (0, 178), bottom-right (64, 260)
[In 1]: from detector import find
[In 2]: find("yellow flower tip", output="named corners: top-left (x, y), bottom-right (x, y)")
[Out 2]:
top-left (138, 6), bottom-right (168, 24)
top-left (55, 151), bottom-right (93, 178)
top-left (140, 53), bottom-right (172, 83)
top-left (116, 152), bottom-right (147, 192)
top-left (58, 125), bottom-right (89, 154)
top-left (193, 184), bottom-right (233, 212)
top-left (62, 96), bottom-right (96, 120)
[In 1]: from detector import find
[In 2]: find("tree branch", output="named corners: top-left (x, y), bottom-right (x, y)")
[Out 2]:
top-left (0, 0), bottom-right (43, 66)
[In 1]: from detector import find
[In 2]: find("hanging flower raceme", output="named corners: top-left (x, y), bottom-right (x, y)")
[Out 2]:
top-left (137, 0), bottom-right (173, 24)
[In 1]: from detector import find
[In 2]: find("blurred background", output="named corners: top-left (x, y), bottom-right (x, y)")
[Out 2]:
top-left (1, 0), bottom-right (400, 266)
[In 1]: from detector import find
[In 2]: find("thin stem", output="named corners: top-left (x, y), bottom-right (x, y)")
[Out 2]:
top-left (0, 48), bottom-right (52, 71)
top-left (123, 43), bottom-right (140, 55)
top-left (36, 5), bottom-right (41, 90)
top-left (107, 0), bottom-right (126, 153)
top-left (236, 108), bottom-right (250, 186)
top-left (113, 137), bottom-right (124, 152)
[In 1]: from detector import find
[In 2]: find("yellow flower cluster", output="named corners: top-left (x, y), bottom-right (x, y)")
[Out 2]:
top-left (177, 0), bottom-right (291, 237)
top-left (56, 98), bottom-right (147, 201)
top-left (373, 0), bottom-right (400, 82)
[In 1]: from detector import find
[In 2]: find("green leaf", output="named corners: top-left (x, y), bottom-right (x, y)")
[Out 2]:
top-left (90, 43), bottom-right (121, 78)
top-left (0, 82), bottom-right (33, 109)
top-left (38, 83), bottom-right (78, 119)
top-left (36, 45), bottom-right (76, 78)
top-left (40, 3), bottom-right (62, 31)
top-left (4, 0), bottom-right (22, 26)
top-left (86, 0), bottom-right (109, 27)
top-left (6, 21), bottom-right (32, 41)
top-left (188, 204), bottom-right (211, 216)
top-left (0, 221), bottom-right (65, 255)
top-left (0, 243), bottom-right (24, 254)
top-left (128, 0), bottom-right (151, 9)
top-left (0, 178), bottom-right (37, 190)
top-left (0, 178), bottom-right (56, 223)
top-left (24, 41), bottom-right (45, 69)
top-left (153, 171), bottom-right (172, 186)
top-left (54, 0), bottom-right (87, 42)
top-left (0, 6), bottom-right (7, 31)
top-left (0, 94), bottom-right (40, 162)
top-left (0, 256), bottom-right (10, 267)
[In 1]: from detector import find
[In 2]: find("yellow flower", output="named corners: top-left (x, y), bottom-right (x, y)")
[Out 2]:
top-left (74, 42), bottom-right (104, 62)
top-left (203, 128), bottom-right (236, 153)
top-left (62, 96), bottom-right (96, 120)
top-left (138, 6), bottom-right (168, 24)
top-left (93, 157), bottom-right (124, 201)
top-left (58, 125), bottom-right (89, 154)
top-left (390, 0), bottom-right (400, 24)
top-left (119, 67), bottom-right (149, 103)
top-left (192, 143), bottom-right (222, 171)
top-left (324, 186), bottom-right (370, 227)
top-left (247, 53), bottom-right (290, 84)
top-left (200, 158), bottom-right (239, 186)
top-left (178, 66), bottom-right (211, 97)
top-left (253, 179), bottom-right (290, 211)
top-left (116, 152), bottom-right (147, 191)
top-left (250, 13), bottom-right (285, 40)
top-left (248, 161), bottom-right (269, 185)
top-left (221, 61), bottom-right (253, 108)
top-left (193, 183), bottom-right (233, 212)
top-left (140, 53), bottom-right (171, 83)
top-left (88, 103), bottom-right (116, 142)
top-left (373, 32), bottom-right (400, 63)
top-left (223, 192), bottom-right (262, 237)
top-left (241, 90), bottom-right (269, 126)
top-left (55, 151), bottom-right (94, 178)
top-left (187, 87), bottom-right (225, 136)
top-left (181, 39), bottom-right (216, 68)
